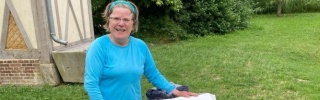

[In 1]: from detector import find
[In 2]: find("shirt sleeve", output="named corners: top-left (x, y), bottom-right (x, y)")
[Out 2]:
top-left (84, 40), bottom-right (104, 100)
top-left (143, 44), bottom-right (175, 93)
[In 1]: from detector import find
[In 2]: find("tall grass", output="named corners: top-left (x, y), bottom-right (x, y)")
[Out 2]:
top-left (1, 13), bottom-right (320, 100)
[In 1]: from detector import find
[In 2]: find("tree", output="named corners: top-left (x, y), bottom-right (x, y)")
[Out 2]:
top-left (277, 0), bottom-right (283, 17)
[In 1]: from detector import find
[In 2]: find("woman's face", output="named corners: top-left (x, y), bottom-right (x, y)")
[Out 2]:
top-left (108, 7), bottom-right (134, 42)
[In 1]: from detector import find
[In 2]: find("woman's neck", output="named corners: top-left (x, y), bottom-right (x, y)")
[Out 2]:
top-left (108, 34), bottom-right (129, 46)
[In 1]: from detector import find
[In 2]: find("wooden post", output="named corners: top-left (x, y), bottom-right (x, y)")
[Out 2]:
top-left (34, 0), bottom-right (53, 64)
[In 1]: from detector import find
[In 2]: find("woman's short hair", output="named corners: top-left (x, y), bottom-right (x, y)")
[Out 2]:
top-left (103, 1), bottom-right (139, 34)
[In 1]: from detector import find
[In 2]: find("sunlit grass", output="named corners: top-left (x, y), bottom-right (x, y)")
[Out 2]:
top-left (143, 13), bottom-right (320, 100)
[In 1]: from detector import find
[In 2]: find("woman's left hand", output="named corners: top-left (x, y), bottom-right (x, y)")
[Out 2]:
top-left (172, 89), bottom-right (198, 97)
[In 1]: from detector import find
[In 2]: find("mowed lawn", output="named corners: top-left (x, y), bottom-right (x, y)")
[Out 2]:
top-left (1, 13), bottom-right (320, 100)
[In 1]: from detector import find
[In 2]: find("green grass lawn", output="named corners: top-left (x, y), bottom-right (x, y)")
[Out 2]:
top-left (1, 13), bottom-right (320, 100)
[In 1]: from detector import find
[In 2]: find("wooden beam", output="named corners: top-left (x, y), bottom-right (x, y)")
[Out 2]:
top-left (0, 49), bottom-right (41, 59)
top-left (53, 0), bottom-right (62, 39)
top-left (87, 0), bottom-right (95, 39)
top-left (64, 0), bottom-right (69, 41)
top-left (80, 0), bottom-right (86, 39)
top-left (68, 0), bottom-right (84, 40)
top-left (34, 0), bottom-right (54, 63)
top-left (31, 0), bottom-right (39, 49)
top-left (0, 3), bottom-right (10, 50)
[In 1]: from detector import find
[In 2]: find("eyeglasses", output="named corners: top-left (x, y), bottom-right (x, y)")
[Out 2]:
top-left (109, 17), bottom-right (133, 23)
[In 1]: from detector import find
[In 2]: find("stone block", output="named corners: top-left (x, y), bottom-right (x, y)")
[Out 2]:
top-left (52, 51), bottom-right (85, 83)
top-left (39, 64), bottom-right (61, 86)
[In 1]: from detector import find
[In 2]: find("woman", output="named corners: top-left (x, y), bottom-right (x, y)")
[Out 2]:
top-left (84, 0), bottom-right (198, 99)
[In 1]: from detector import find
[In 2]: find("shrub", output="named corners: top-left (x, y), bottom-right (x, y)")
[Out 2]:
top-left (251, 0), bottom-right (320, 14)
top-left (284, 0), bottom-right (320, 13)
top-left (133, 2), bottom-right (191, 43)
top-left (134, 15), bottom-right (190, 44)
top-left (172, 0), bottom-right (252, 35)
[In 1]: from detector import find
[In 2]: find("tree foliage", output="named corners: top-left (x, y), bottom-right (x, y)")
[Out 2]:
top-left (91, 0), bottom-right (253, 42)
top-left (91, 0), bottom-right (184, 37)
top-left (172, 0), bottom-right (252, 35)
top-left (250, 0), bottom-right (320, 14)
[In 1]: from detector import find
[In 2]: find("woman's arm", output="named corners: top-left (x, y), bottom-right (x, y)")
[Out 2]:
top-left (143, 44), bottom-right (176, 93)
top-left (84, 41), bottom-right (105, 100)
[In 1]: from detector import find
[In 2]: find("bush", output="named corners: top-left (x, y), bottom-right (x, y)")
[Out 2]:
top-left (132, 2), bottom-right (192, 43)
top-left (172, 0), bottom-right (252, 35)
top-left (91, 0), bottom-right (253, 42)
top-left (284, 0), bottom-right (320, 13)
top-left (134, 15), bottom-right (190, 44)
top-left (251, 0), bottom-right (320, 14)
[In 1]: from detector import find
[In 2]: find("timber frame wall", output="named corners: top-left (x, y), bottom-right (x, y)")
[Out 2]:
top-left (0, 0), bottom-right (56, 85)
top-left (0, 0), bottom-right (52, 62)
top-left (0, 0), bottom-right (94, 85)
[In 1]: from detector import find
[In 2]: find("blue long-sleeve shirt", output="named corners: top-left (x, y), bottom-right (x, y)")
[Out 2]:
top-left (84, 35), bottom-right (175, 100)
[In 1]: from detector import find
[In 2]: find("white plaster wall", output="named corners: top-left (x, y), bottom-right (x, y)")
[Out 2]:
top-left (51, 0), bottom-right (93, 47)
top-left (0, 1), bottom-right (6, 43)
top-left (11, 0), bottom-right (37, 49)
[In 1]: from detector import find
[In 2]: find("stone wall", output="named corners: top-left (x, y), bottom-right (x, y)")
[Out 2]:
top-left (0, 59), bottom-right (43, 85)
